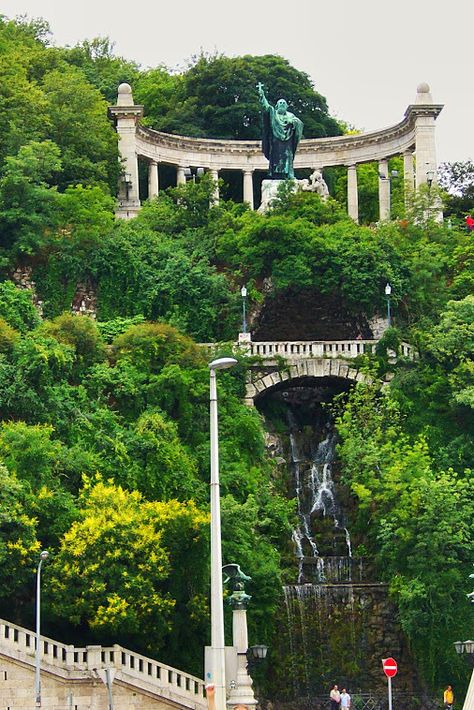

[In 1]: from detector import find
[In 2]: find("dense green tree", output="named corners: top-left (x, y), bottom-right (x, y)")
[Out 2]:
top-left (0, 280), bottom-right (41, 331)
top-left (0, 17), bottom-right (119, 195)
top-left (41, 313), bottom-right (106, 375)
top-left (0, 17), bottom-right (51, 163)
top-left (135, 53), bottom-right (342, 140)
top-left (438, 160), bottom-right (474, 221)
top-left (59, 37), bottom-right (140, 104)
top-left (0, 463), bottom-right (40, 612)
top-left (40, 66), bottom-right (119, 191)
top-left (0, 140), bottom-right (62, 256)
top-left (336, 382), bottom-right (473, 687)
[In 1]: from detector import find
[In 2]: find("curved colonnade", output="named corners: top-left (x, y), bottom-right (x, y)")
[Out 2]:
top-left (109, 82), bottom-right (443, 221)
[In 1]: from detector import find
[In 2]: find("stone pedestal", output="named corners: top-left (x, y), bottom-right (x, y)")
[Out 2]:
top-left (258, 179), bottom-right (297, 213)
top-left (226, 608), bottom-right (257, 710)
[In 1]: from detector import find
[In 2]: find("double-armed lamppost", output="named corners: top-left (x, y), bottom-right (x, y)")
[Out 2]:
top-left (209, 357), bottom-right (237, 710)
top-left (385, 283), bottom-right (392, 327)
top-left (35, 550), bottom-right (49, 708)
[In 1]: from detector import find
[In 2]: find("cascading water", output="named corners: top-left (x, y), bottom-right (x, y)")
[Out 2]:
top-left (258, 382), bottom-right (414, 704)
top-left (287, 411), bottom-right (352, 584)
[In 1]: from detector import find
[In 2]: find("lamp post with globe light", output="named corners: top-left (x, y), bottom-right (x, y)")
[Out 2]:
top-left (35, 550), bottom-right (49, 708)
top-left (385, 283), bottom-right (392, 327)
top-left (241, 286), bottom-right (248, 335)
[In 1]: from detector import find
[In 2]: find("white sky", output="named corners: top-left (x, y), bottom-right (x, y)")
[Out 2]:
top-left (3, 0), bottom-right (473, 164)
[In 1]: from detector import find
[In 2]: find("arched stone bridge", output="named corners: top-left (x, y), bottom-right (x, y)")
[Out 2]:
top-left (206, 339), bottom-right (415, 405)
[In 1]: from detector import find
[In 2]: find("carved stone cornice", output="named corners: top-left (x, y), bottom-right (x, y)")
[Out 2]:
top-left (404, 103), bottom-right (444, 120)
top-left (109, 105), bottom-right (144, 121)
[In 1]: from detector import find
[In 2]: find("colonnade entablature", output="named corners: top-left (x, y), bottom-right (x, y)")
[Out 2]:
top-left (109, 82), bottom-right (443, 221)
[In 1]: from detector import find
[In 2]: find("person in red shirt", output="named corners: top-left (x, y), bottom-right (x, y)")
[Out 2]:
top-left (465, 214), bottom-right (474, 231)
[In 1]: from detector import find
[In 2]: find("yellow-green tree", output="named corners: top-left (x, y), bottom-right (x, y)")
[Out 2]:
top-left (47, 479), bottom-right (209, 665)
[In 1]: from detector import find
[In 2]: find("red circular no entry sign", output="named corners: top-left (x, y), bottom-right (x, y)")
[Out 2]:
top-left (382, 657), bottom-right (398, 677)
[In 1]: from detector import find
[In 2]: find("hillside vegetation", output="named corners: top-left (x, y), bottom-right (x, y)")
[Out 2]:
top-left (0, 14), bottom-right (473, 695)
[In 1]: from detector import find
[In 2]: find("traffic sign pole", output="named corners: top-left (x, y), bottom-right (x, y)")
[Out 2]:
top-left (382, 656), bottom-right (397, 710)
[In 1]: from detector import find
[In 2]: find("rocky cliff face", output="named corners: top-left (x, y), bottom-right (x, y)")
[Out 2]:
top-left (251, 288), bottom-right (373, 341)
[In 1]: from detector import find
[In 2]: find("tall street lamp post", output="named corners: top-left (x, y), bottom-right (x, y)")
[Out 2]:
top-left (241, 286), bottom-right (248, 334)
top-left (385, 283), bottom-right (392, 327)
top-left (209, 357), bottom-right (238, 710)
top-left (35, 550), bottom-right (49, 708)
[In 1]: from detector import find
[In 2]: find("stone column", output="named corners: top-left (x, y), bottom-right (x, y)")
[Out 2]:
top-left (210, 169), bottom-right (219, 204)
top-left (347, 165), bottom-right (359, 223)
top-left (242, 170), bottom-right (254, 210)
top-left (403, 150), bottom-right (414, 203)
top-left (176, 166), bottom-right (186, 186)
top-left (378, 158), bottom-right (390, 221)
top-left (148, 160), bottom-right (159, 199)
top-left (108, 83), bottom-right (143, 220)
top-left (413, 83), bottom-right (438, 189)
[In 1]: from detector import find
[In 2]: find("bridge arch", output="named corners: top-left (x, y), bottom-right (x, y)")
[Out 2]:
top-left (246, 357), bottom-right (371, 405)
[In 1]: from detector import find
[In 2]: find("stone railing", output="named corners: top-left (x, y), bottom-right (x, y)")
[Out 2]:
top-left (0, 618), bottom-right (206, 706)
top-left (201, 339), bottom-right (416, 361)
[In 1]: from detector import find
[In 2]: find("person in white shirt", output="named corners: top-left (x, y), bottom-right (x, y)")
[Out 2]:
top-left (340, 689), bottom-right (351, 709)
top-left (330, 685), bottom-right (341, 710)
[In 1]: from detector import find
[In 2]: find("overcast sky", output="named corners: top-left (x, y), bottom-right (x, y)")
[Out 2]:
top-left (3, 0), bottom-right (473, 164)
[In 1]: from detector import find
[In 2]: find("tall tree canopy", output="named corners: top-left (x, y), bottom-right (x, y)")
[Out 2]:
top-left (134, 54), bottom-right (343, 140)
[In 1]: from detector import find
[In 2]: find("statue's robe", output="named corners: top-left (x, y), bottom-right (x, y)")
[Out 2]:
top-left (262, 106), bottom-right (303, 179)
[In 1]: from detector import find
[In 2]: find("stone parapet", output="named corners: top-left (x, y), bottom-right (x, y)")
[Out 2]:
top-left (0, 618), bottom-right (206, 710)
top-left (198, 340), bottom-right (415, 361)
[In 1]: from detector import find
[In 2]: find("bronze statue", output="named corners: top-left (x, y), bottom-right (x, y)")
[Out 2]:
top-left (257, 82), bottom-right (303, 180)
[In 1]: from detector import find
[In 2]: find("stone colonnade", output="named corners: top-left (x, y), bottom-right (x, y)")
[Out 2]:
top-left (109, 82), bottom-right (443, 220)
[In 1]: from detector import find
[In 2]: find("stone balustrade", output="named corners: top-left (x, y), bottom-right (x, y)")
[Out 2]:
top-left (200, 339), bottom-right (416, 361)
top-left (0, 618), bottom-right (205, 706)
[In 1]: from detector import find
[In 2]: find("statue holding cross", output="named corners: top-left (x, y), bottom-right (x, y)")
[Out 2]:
top-left (257, 82), bottom-right (303, 180)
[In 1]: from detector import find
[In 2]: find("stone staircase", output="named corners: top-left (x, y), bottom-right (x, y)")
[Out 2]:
top-left (0, 618), bottom-right (206, 710)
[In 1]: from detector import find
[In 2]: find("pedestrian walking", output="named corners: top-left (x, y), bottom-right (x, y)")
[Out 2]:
top-left (444, 684), bottom-right (454, 709)
top-left (330, 684), bottom-right (341, 710)
top-left (340, 688), bottom-right (351, 709)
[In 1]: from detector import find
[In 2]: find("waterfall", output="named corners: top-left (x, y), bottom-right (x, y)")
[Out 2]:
top-left (288, 415), bottom-right (352, 582)
top-left (259, 386), bottom-right (415, 704)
